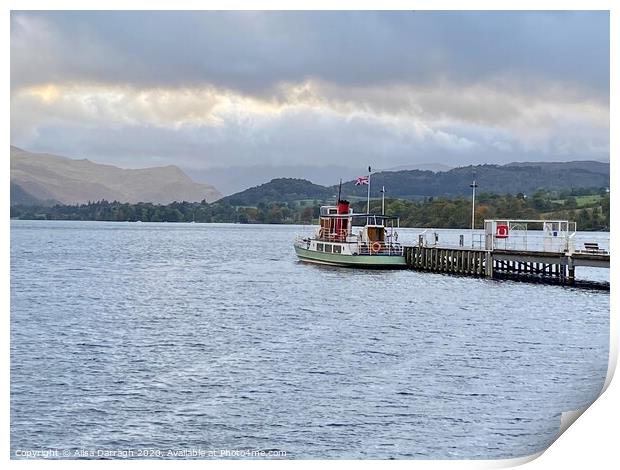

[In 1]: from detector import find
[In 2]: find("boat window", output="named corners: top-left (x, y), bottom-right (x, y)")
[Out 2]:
top-left (367, 226), bottom-right (386, 242)
top-left (316, 243), bottom-right (323, 252)
top-left (333, 245), bottom-right (342, 254)
top-left (324, 244), bottom-right (332, 253)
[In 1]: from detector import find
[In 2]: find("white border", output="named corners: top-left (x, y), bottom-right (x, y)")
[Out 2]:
top-left (4, 1), bottom-right (616, 468)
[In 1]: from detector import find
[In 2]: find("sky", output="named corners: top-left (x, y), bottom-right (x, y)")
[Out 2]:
top-left (10, 10), bottom-right (610, 175)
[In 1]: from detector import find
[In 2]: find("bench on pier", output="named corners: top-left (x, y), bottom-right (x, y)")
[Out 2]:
top-left (579, 242), bottom-right (608, 254)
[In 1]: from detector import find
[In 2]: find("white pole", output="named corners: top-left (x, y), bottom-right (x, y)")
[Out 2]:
top-left (470, 176), bottom-right (478, 247)
top-left (471, 183), bottom-right (476, 231)
top-left (382, 186), bottom-right (385, 215)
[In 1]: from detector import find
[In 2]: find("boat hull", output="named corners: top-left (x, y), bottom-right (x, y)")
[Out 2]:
top-left (294, 245), bottom-right (406, 268)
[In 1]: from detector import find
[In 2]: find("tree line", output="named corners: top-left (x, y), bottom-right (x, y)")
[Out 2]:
top-left (10, 189), bottom-right (609, 231)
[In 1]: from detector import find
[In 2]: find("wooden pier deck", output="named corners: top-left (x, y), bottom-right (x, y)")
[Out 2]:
top-left (402, 245), bottom-right (609, 286)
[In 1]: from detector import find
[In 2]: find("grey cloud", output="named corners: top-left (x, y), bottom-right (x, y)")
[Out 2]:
top-left (11, 11), bottom-right (609, 97)
top-left (14, 101), bottom-right (608, 175)
top-left (10, 11), bottom-right (610, 173)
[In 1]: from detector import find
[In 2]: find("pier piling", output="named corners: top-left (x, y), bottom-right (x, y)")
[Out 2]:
top-left (403, 245), bottom-right (608, 286)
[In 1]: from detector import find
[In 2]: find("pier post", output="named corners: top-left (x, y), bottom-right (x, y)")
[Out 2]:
top-left (567, 257), bottom-right (575, 286)
top-left (485, 251), bottom-right (493, 278)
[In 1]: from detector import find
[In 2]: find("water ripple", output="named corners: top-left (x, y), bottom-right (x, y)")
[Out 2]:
top-left (10, 221), bottom-right (609, 459)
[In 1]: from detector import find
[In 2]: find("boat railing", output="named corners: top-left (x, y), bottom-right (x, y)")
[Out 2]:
top-left (317, 229), bottom-right (349, 242)
top-left (357, 241), bottom-right (404, 256)
top-left (294, 236), bottom-right (311, 249)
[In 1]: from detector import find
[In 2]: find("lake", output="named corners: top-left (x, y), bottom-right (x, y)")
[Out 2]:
top-left (10, 220), bottom-right (610, 459)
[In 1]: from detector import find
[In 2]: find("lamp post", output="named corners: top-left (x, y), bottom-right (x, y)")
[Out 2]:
top-left (470, 173), bottom-right (478, 246)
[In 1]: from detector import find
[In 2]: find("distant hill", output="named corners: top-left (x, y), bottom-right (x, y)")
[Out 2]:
top-left (187, 162), bottom-right (453, 195)
top-left (219, 161), bottom-right (609, 206)
top-left (10, 182), bottom-right (57, 206)
top-left (384, 163), bottom-right (453, 172)
top-left (504, 160), bottom-right (609, 174)
top-left (187, 164), bottom-right (360, 195)
top-left (219, 178), bottom-right (335, 206)
top-left (10, 146), bottom-right (222, 205)
top-left (338, 162), bottom-right (610, 199)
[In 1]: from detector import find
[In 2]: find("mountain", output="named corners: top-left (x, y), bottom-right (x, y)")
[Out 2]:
top-left (504, 160), bottom-right (609, 175)
top-left (219, 161), bottom-right (609, 205)
top-left (187, 165), bottom-right (360, 196)
top-left (218, 178), bottom-right (334, 206)
top-left (338, 162), bottom-right (610, 199)
top-left (12, 146), bottom-right (609, 208)
top-left (10, 146), bottom-right (222, 205)
top-left (10, 182), bottom-right (56, 206)
top-left (186, 163), bottom-right (452, 196)
top-left (384, 163), bottom-right (453, 172)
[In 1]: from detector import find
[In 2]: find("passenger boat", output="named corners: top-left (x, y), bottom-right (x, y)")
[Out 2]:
top-left (294, 198), bottom-right (406, 268)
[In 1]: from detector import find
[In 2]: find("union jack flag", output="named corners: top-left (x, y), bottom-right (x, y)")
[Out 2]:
top-left (355, 176), bottom-right (369, 185)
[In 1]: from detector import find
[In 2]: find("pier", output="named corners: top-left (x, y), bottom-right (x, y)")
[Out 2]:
top-left (403, 219), bottom-right (609, 286)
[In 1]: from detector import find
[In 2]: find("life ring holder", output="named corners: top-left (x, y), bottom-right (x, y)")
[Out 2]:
top-left (370, 241), bottom-right (382, 254)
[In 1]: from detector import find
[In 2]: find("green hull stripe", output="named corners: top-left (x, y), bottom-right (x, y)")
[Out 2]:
top-left (295, 246), bottom-right (406, 267)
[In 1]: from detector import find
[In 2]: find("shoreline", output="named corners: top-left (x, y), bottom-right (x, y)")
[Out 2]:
top-left (9, 218), bottom-right (611, 234)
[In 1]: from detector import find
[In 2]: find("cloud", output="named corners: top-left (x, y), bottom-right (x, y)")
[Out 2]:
top-left (11, 11), bottom-right (609, 95)
top-left (9, 11), bottom-right (610, 172)
top-left (13, 82), bottom-right (608, 172)
top-left (11, 79), bottom-right (609, 161)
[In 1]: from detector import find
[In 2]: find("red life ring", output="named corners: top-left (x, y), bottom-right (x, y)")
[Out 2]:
top-left (496, 224), bottom-right (509, 239)
top-left (371, 241), bottom-right (382, 253)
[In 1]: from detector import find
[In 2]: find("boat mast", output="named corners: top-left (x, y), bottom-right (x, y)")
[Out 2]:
top-left (366, 166), bottom-right (372, 222)
top-left (337, 178), bottom-right (342, 203)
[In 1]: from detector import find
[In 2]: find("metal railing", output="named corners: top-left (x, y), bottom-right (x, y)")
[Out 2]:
top-left (357, 241), bottom-right (404, 256)
top-left (294, 236), bottom-right (311, 250)
top-left (484, 219), bottom-right (580, 253)
top-left (416, 229), bottom-right (438, 247)
top-left (316, 228), bottom-right (350, 242)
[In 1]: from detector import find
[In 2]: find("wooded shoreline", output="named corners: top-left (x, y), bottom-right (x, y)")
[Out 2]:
top-left (10, 189), bottom-right (610, 231)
